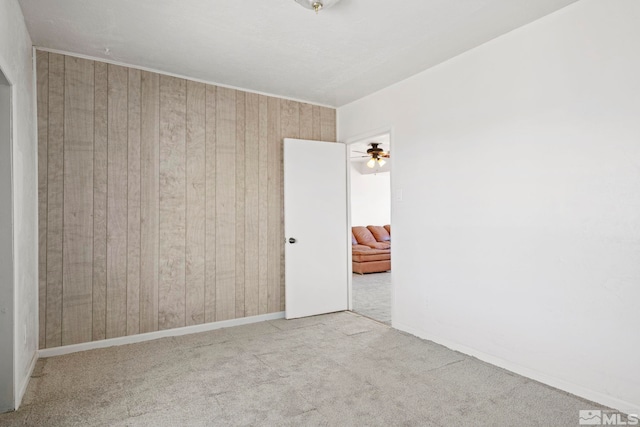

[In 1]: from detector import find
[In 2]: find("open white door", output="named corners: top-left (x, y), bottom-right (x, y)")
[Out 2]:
top-left (284, 138), bottom-right (349, 319)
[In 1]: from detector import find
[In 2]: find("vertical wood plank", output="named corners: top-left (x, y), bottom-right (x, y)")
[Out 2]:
top-left (62, 56), bottom-right (94, 346)
top-left (204, 85), bottom-right (217, 323)
top-left (281, 100), bottom-right (300, 140)
top-left (185, 80), bottom-right (206, 326)
top-left (37, 51), bottom-right (49, 349)
top-left (280, 100), bottom-right (300, 311)
top-left (215, 87), bottom-right (236, 321)
top-left (258, 95), bottom-right (269, 315)
top-left (127, 69), bottom-right (141, 336)
top-left (93, 61), bottom-right (108, 341)
top-left (106, 64), bottom-right (128, 339)
top-left (267, 96), bottom-right (281, 313)
top-left (320, 106), bottom-right (337, 142)
top-left (280, 102), bottom-right (288, 312)
top-left (140, 71), bottom-right (160, 333)
top-left (244, 93), bottom-right (260, 317)
top-left (311, 105), bottom-right (322, 140)
top-left (45, 53), bottom-right (64, 348)
top-left (235, 91), bottom-right (246, 318)
top-left (158, 75), bottom-right (187, 330)
top-left (299, 103), bottom-right (313, 140)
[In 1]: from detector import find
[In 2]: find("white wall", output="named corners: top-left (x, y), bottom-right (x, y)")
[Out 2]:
top-left (339, 0), bottom-right (640, 414)
top-left (0, 0), bottom-right (38, 411)
top-left (350, 163), bottom-right (390, 227)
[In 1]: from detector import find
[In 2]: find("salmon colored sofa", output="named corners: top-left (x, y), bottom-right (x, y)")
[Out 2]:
top-left (352, 225), bottom-right (391, 274)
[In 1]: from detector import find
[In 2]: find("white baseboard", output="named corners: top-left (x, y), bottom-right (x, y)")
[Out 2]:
top-left (394, 322), bottom-right (640, 416)
top-left (15, 351), bottom-right (38, 410)
top-left (39, 312), bottom-right (285, 359)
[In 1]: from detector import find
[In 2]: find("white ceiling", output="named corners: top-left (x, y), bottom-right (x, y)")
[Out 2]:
top-left (18, 0), bottom-right (578, 107)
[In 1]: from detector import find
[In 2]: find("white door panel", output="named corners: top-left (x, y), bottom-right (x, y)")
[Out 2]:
top-left (284, 138), bottom-right (348, 319)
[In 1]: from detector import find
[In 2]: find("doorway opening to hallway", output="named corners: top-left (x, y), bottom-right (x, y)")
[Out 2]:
top-left (348, 132), bottom-right (391, 325)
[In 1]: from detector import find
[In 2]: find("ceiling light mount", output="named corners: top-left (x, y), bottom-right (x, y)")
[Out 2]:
top-left (366, 143), bottom-right (384, 157)
top-left (294, 0), bottom-right (342, 14)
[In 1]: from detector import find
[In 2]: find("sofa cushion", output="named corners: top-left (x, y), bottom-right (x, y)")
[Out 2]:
top-left (367, 225), bottom-right (390, 242)
top-left (352, 247), bottom-right (389, 255)
top-left (352, 226), bottom-right (377, 245)
top-left (352, 251), bottom-right (390, 262)
top-left (352, 232), bottom-right (357, 245)
top-left (366, 241), bottom-right (390, 250)
top-left (384, 224), bottom-right (390, 234)
top-left (352, 244), bottom-right (374, 252)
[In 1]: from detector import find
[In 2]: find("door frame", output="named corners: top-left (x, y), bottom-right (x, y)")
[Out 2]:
top-left (343, 126), bottom-right (394, 322)
top-left (0, 65), bottom-right (15, 413)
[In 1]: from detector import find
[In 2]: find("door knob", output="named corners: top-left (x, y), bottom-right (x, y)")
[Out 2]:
top-left (289, 237), bottom-right (297, 244)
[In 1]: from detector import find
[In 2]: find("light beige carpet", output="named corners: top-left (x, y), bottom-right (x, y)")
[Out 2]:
top-left (0, 312), bottom-right (611, 426)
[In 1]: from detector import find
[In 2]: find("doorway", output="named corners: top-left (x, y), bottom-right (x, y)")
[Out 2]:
top-left (0, 67), bottom-right (15, 412)
top-left (347, 132), bottom-right (392, 325)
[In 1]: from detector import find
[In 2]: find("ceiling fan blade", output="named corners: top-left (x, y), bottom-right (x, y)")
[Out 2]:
top-left (352, 150), bottom-right (368, 154)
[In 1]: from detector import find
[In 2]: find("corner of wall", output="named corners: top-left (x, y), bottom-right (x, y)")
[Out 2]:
top-left (394, 321), bottom-right (640, 415)
top-left (0, 0), bottom-right (39, 412)
top-left (14, 351), bottom-right (37, 409)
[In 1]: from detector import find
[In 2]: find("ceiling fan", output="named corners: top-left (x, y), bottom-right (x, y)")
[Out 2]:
top-left (352, 143), bottom-right (390, 168)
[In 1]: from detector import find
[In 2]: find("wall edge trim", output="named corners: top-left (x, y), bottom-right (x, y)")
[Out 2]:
top-left (38, 312), bottom-right (285, 358)
top-left (393, 322), bottom-right (640, 416)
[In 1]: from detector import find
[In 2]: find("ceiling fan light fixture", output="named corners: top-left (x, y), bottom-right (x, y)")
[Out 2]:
top-left (360, 142), bottom-right (390, 168)
top-left (294, 0), bottom-right (342, 14)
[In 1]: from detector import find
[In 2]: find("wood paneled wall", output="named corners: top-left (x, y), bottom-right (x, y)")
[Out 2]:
top-left (36, 51), bottom-right (337, 348)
